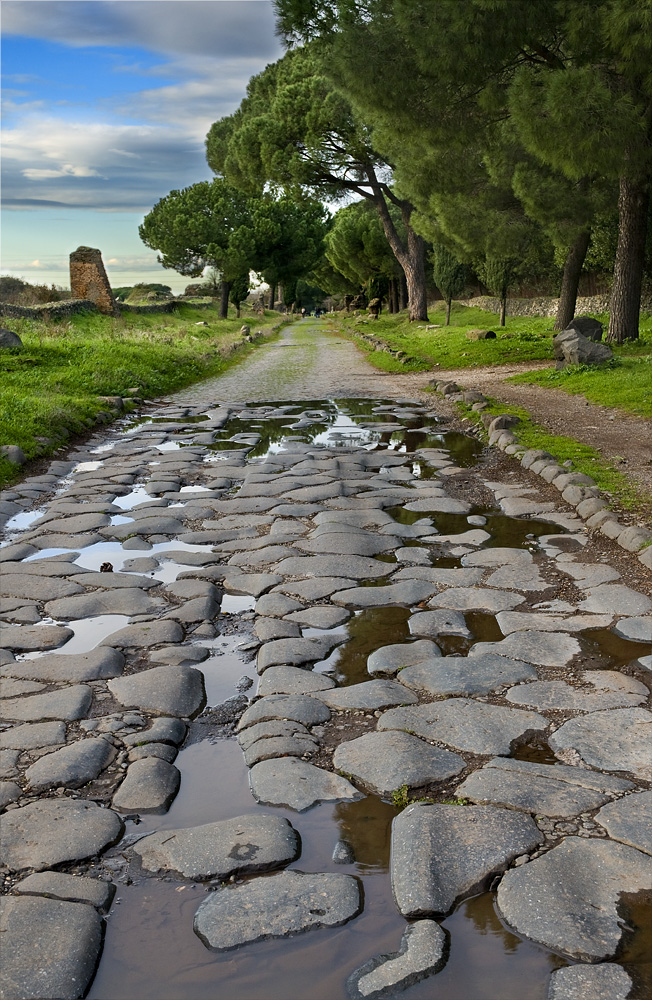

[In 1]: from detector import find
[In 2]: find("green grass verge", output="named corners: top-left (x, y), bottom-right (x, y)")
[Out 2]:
top-left (0, 304), bottom-right (285, 487)
top-left (507, 354), bottom-right (652, 417)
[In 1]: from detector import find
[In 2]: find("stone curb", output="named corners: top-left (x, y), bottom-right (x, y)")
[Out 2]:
top-left (431, 380), bottom-right (652, 575)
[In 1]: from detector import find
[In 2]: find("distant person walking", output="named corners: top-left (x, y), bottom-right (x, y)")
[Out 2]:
top-left (301, 307), bottom-right (306, 318)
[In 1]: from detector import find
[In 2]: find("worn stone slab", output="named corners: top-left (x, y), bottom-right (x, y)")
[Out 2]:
top-left (398, 653), bottom-right (537, 697)
top-left (254, 617), bottom-right (302, 641)
top-left (0, 895), bottom-right (103, 1000)
top-left (408, 610), bottom-right (471, 638)
top-left (3, 647), bottom-right (125, 683)
top-left (378, 699), bottom-right (547, 755)
top-left (1, 685), bottom-right (92, 722)
top-left (0, 677), bottom-right (44, 697)
top-left (274, 554), bottom-right (393, 580)
top-left (393, 567), bottom-right (484, 587)
top-left (257, 636), bottom-right (343, 673)
top-left (1, 624), bottom-right (74, 651)
top-left (403, 498), bottom-right (471, 513)
top-left (0, 798), bottom-right (122, 871)
top-left (112, 757), bottom-right (181, 813)
top-left (121, 716), bottom-right (186, 746)
top-left (243, 734), bottom-right (319, 767)
top-left (497, 837), bottom-right (652, 962)
top-left (0, 780), bottom-right (21, 809)
top-left (284, 606), bottom-right (351, 629)
top-left (456, 757), bottom-right (632, 818)
top-left (347, 920), bottom-right (447, 1000)
top-left (547, 964), bottom-right (632, 1000)
top-left (318, 680), bottom-right (418, 712)
top-left (469, 631), bottom-right (581, 667)
top-left (128, 741), bottom-right (178, 763)
top-left (611, 615), bottom-right (652, 642)
top-left (221, 570), bottom-right (283, 596)
top-left (25, 737), bottom-right (115, 792)
top-left (257, 665), bottom-right (336, 697)
top-left (595, 791), bottom-right (652, 855)
top-left (45, 588), bottom-right (162, 620)
top-left (133, 813), bottom-right (299, 879)
top-left (249, 757), bottom-right (363, 811)
top-left (109, 665), bottom-right (204, 717)
top-left (193, 870), bottom-right (361, 951)
top-left (238, 694), bottom-right (330, 731)
top-left (255, 593), bottom-right (305, 617)
top-left (163, 595), bottom-right (220, 623)
top-left (506, 671), bottom-right (648, 711)
top-left (495, 611), bottom-right (612, 634)
top-left (99, 620), bottom-right (184, 648)
top-left (14, 871), bottom-right (115, 912)
top-left (331, 581), bottom-right (439, 609)
top-left (0, 748), bottom-right (19, 778)
top-left (67, 571), bottom-right (159, 590)
top-left (228, 544), bottom-right (302, 567)
top-left (274, 577), bottom-right (358, 600)
top-left (296, 532), bottom-right (399, 556)
top-left (428, 588), bottom-right (524, 612)
top-left (549, 707), bottom-right (652, 780)
top-left (237, 719), bottom-right (311, 751)
top-left (0, 720), bottom-right (66, 750)
top-left (148, 645), bottom-right (210, 666)
top-left (392, 803), bottom-right (542, 917)
top-left (578, 584), bottom-right (651, 615)
top-left (0, 574), bottom-right (83, 601)
top-left (334, 731), bottom-right (464, 797)
top-left (367, 640), bottom-right (440, 678)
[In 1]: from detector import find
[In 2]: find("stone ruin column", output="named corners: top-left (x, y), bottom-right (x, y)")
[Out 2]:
top-left (69, 246), bottom-right (120, 316)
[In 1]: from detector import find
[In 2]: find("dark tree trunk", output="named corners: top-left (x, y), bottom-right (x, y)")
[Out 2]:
top-left (445, 297), bottom-right (452, 326)
top-left (607, 174), bottom-right (650, 343)
top-left (555, 228), bottom-right (591, 331)
top-left (219, 280), bottom-right (231, 319)
top-left (268, 283), bottom-right (276, 310)
top-left (236, 302), bottom-right (241, 318)
top-left (399, 271), bottom-right (408, 310)
top-left (499, 292), bottom-right (506, 327)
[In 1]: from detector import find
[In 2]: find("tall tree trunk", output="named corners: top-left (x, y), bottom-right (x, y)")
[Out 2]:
top-left (499, 292), bottom-right (506, 327)
top-left (555, 228), bottom-right (592, 331)
top-left (445, 297), bottom-right (452, 326)
top-left (219, 280), bottom-right (231, 319)
top-left (607, 174), bottom-right (650, 343)
top-left (399, 271), bottom-right (408, 310)
top-left (268, 283), bottom-right (276, 310)
top-left (236, 302), bottom-right (241, 318)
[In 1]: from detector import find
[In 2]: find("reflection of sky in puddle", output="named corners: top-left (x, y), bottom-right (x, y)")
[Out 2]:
top-left (4, 508), bottom-right (47, 533)
top-left (198, 635), bottom-right (255, 706)
top-left (72, 460), bottom-right (104, 473)
top-left (112, 486), bottom-right (150, 510)
top-left (18, 614), bottom-right (130, 658)
top-left (25, 540), bottom-right (220, 584)
top-left (221, 593), bottom-right (256, 614)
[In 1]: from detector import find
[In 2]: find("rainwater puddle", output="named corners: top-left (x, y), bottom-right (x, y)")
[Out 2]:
top-left (72, 460), bottom-right (103, 473)
top-left (579, 628), bottom-right (652, 670)
top-left (112, 486), bottom-right (150, 510)
top-left (3, 507), bottom-right (46, 533)
top-left (18, 615), bottom-right (130, 658)
top-left (221, 594), bottom-right (256, 614)
top-left (311, 607), bottom-right (412, 684)
top-left (198, 637), bottom-right (255, 706)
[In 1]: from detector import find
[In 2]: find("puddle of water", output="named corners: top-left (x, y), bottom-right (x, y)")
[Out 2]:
top-left (110, 515), bottom-right (133, 526)
top-left (112, 486), bottom-right (151, 510)
top-left (618, 892), bottom-right (652, 1000)
top-left (199, 638), bottom-right (255, 706)
top-left (4, 508), bottom-right (47, 533)
top-left (18, 615), bottom-right (130, 658)
top-left (311, 607), bottom-right (412, 684)
top-left (73, 460), bottom-right (103, 473)
top-left (579, 628), bottom-right (652, 670)
top-left (221, 594), bottom-right (256, 614)
top-left (511, 740), bottom-right (559, 766)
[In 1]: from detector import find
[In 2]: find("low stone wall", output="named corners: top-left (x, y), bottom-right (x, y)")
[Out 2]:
top-left (119, 301), bottom-right (179, 314)
top-left (0, 299), bottom-right (99, 320)
top-left (457, 294), bottom-right (652, 318)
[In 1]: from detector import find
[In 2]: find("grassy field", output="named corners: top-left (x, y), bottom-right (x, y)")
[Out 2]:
top-left (0, 304), bottom-right (285, 487)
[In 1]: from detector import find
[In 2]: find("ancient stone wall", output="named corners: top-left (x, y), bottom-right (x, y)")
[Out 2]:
top-left (69, 246), bottom-right (120, 316)
top-left (457, 294), bottom-right (652, 318)
top-left (0, 300), bottom-right (98, 320)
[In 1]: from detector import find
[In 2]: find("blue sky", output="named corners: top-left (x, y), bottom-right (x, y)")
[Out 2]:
top-left (1, 1), bottom-right (284, 291)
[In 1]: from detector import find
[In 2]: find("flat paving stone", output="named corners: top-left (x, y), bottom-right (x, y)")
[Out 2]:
top-left (0, 798), bottom-right (122, 871)
top-left (296, 532), bottom-right (399, 556)
top-left (237, 694), bottom-right (331, 730)
top-left (243, 734), bottom-right (319, 767)
top-left (257, 665), bottom-right (336, 697)
top-left (1, 685), bottom-right (92, 722)
top-left (408, 610), bottom-right (471, 639)
top-left (148, 645), bottom-right (210, 666)
top-left (133, 813), bottom-right (299, 879)
top-left (0, 574), bottom-right (83, 600)
top-left (255, 593), bottom-right (305, 617)
top-left (0, 748), bottom-right (20, 777)
top-left (578, 583), bottom-right (651, 615)
top-left (317, 680), bottom-right (418, 711)
top-left (495, 611), bottom-right (612, 634)
top-left (456, 757), bottom-right (632, 818)
top-left (100, 620), bottom-right (184, 648)
top-left (0, 781), bottom-right (21, 809)
top-left (109, 664), bottom-right (204, 717)
top-left (469, 631), bottom-right (581, 667)
top-left (398, 652), bottom-right (537, 697)
top-left (257, 636), bottom-right (343, 673)
top-left (347, 920), bottom-right (447, 1000)
top-left (66, 571), bottom-right (160, 590)
top-left (274, 577), bottom-right (356, 600)
top-left (284, 606), bottom-right (351, 629)
top-left (193, 870), bottom-right (361, 951)
top-left (0, 677), bottom-right (45, 697)
top-left (392, 802), bottom-right (542, 917)
top-left (254, 617), bottom-right (302, 641)
top-left (0, 720), bottom-right (66, 750)
top-left (558, 562), bottom-right (621, 588)
top-left (506, 671), bottom-right (648, 711)
top-left (393, 567), bottom-right (484, 587)
top-left (237, 719), bottom-right (311, 751)
top-left (611, 615), bottom-right (652, 642)
top-left (25, 737), bottom-right (116, 792)
top-left (367, 640), bottom-right (441, 678)
top-left (0, 895), bottom-right (103, 1000)
top-left (45, 588), bottom-right (162, 620)
top-left (249, 757), bottom-right (364, 811)
top-left (221, 571), bottom-right (283, 596)
top-left (403, 498), bottom-right (471, 513)
top-left (121, 717), bottom-right (186, 746)
top-left (428, 588), bottom-right (524, 612)
top-left (497, 837), bottom-right (652, 962)
top-left (333, 731), bottom-right (464, 797)
top-left (378, 699), bottom-right (547, 755)
top-left (112, 757), bottom-right (181, 813)
top-left (1, 624), bottom-right (74, 651)
top-left (14, 871), bottom-right (115, 912)
top-left (595, 790), bottom-right (652, 855)
top-left (549, 707), bottom-right (652, 780)
top-left (331, 581), bottom-right (439, 609)
top-left (547, 964), bottom-right (632, 1000)
top-left (2, 647), bottom-right (125, 683)
top-left (274, 554), bottom-right (394, 580)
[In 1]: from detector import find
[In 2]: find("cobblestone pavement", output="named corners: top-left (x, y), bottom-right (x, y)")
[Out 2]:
top-left (1, 321), bottom-right (651, 1000)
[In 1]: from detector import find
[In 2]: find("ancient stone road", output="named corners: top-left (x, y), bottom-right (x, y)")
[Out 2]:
top-left (1, 321), bottom-right (651, 1000)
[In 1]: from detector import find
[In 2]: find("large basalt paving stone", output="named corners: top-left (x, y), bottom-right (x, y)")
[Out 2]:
top-left (456, 757), bottom-right (632, 818)
top-left (257, 665), bottom-right (335, 697)
top-left (506, 671), bottom-right (648, 712)
top-left (227, 545), bottom-right (301, 568)
top-left (367, 640), bottom-right (441, 678)
top-left (0, 799), bottom-right (123, 871)
top-left (236, 719), bottom-right (311, 751)
top-left (45, 588), bottom-right (163, 619)
top-left (578, 584), bottom-right (651, 616)
top-left (0, 780), bottom-right (21, 809)
top-left (99, 620), bottom-right (184, 648)
top-left (34, 511), bottom-right (110, 534)
top-left (549, 707), bottom-right (652, 780)
top-left (595, 790), bottom-right (652, 855)
top-left (547, 964), bottom-right (632, 1000)
top-left (122, 716), bottom-right (186, 747)
top-left (0, 574), bottom-right (83, 601)
top-left (0, 720), bottom-right (66, 750)
top-left (428, 588), bottom-right (524, 612)
top-left (403, 498), bottom-right (471, 513)
top-left (66, 571), bottom-right (160, 590)
top-left (112, 757), bottom-right (181, 813)
top-left (108, 664), bottom-right (205, 717)
top-left (1, 685), bottom-right (92, 722)
top-left (274, 577), bottom-right (356, 600)
top-left (133, 813), bottom-right (299, 879)
top-left (378, 699), bottom-right (547, 755)
top-left (243, 733), bottom-right (319, 768)
top-left (193, 870), bottom-right (361, 951)
top-left (25, 737), bottom-right (116, 792)
top-left (317, 680), bottom-right (418, 712)
top-left (393, 567), bottom-right (484, 587)
top-left (255, 593), bottom-right (305, 617)
top-left (331, 581), bottom-right (439, 609)
top-left (0, 895), bottom-right (103, 1000)
top-left (347, 920), bottom-right (448, 1000)
top-left (408, 610), bottom-right (471, 639)
top-left (256, 636), bottom-right (343, 673)
top-left (469, 631), bottom-right (580, 667)
top-left (497, 837), bottom-right (652, 962)
top-left (486, 567), bottom-right (549, 593)
top-left (274, 554), bottom-right (394, 580)
top-left (611, 615), bottom-right (652, 643)
top-left (254, 617), bottom-right (302, 641)
top-left (392, 803), bottom-right (542, 917)
top-left (2, 647), bottom-right (125, 683)
top-left (333, 731), bottom-right (464, 797)
top-left (296, 532), bottom-right (400, 556)
top-left (398, 652), bottom-right (536, 697)
top-left (284, 605), bottom-right (350, 629)
top-left (221, 570), bottom-right (283, 596)
top-left (14, 871), bottom-right (115, 912)
top-left (249, 757), bottom-right (364, 811)
top-left (1, 624), bottom-right (73, 651)
top-left (495, 611), bottom-right (612, 634)
top-left (237, 694), bottom-right (331, 730)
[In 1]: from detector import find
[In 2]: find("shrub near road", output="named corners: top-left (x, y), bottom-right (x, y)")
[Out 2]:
top-left (0, 305), bottom-right (284, 486)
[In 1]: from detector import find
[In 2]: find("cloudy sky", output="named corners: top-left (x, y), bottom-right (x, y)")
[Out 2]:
top-left (1, 0), bottom-right (284, 291)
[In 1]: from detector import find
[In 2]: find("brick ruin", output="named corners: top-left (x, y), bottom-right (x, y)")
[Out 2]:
top-left (69, 246), bottom-right (120, 316)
